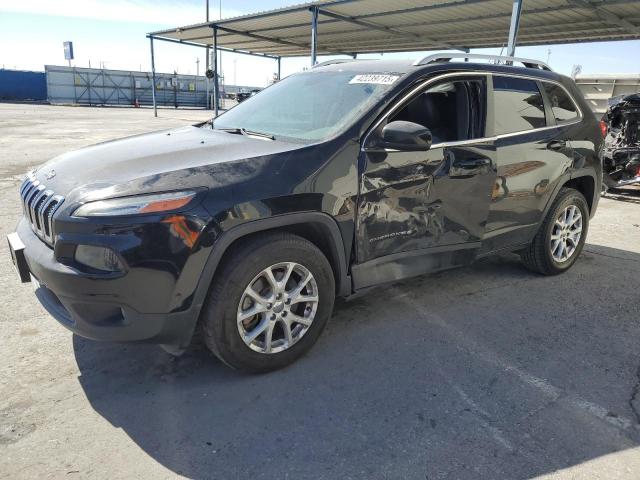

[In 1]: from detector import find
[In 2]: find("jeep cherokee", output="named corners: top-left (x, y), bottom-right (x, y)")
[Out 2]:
top-left (8, 54), bottom-right (602, 372)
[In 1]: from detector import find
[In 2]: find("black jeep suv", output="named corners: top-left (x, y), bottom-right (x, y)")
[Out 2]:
top-left (9, 54), bottom-right (602, 372)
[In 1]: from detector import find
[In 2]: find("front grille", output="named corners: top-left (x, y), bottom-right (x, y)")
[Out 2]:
top-left (19, 172), bottom-right (65, 246)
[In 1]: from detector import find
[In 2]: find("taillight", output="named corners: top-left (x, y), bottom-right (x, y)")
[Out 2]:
top-left (599, 120), bottom-right (608, 138)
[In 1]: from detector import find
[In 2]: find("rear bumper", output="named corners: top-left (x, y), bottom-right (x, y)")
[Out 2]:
top-left (16, 218), bottom-right (199, 348)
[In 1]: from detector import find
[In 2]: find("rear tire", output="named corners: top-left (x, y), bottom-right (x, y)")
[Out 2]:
top-left (520, 188), bottom-right (589, 275)
top-left (201, 232), bottom-right (335, 373)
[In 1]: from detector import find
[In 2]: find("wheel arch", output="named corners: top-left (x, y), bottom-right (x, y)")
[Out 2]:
top-left (563, 174), bottom-right (596, 214)
top-left (195, 213), bottom-right (351, 314)
top-left (541, 172), bottom-right (598, 224)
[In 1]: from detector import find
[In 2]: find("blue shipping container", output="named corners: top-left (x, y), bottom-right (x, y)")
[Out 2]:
top-left (0, 69), bottom-right (47, 101)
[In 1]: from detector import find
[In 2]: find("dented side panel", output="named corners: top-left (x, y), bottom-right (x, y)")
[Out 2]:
top-left (356, 142), bottom-right (496, 263)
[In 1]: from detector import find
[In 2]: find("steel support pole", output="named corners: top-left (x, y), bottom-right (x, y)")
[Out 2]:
top-left (205, 0), bottom-right (210, 78)
top-left (310, 6), bottom-right (319, 66)
top-left (205, 43), bottom-right (210, 110)
top-left (277, 56), bottom-right (281, 80)
top-left (506, 0), bottom-right (523, 60)
top-left (149, 36), bottom-right (157, 117)
top-left (213, 26), bottom-right (219, 117)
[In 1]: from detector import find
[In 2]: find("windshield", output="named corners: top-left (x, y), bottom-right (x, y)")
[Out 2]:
top-left (213, 71), bottom-right (400, 142)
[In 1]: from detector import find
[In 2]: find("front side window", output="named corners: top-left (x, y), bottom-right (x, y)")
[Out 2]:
top-left (389, 78), bottom-right (486, 144)
top-left (213, 71), bottom-right (400, 142)
top-left (493, 76), bottom-right (546, 135)
top-left (542, 82), bottom-right (580, 124)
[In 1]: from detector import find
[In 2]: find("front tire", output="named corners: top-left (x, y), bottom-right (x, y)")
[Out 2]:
top-left (520, 188), bottom-right (589, 275)
top-left (201, 232), bottom-right (335, 373)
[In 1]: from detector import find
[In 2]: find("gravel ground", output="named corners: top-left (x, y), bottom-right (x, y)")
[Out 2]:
top-left (0, 103), bottom-right (639, 480)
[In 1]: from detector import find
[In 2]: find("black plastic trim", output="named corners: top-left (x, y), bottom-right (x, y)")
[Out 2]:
top-left (351, 242), bottom-right (480, 290)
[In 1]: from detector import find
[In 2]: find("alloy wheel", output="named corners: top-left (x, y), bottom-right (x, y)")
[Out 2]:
top-left (237, 262), bottom-right (319, 354)
top-left (550, 205), bottom-right (583, 263)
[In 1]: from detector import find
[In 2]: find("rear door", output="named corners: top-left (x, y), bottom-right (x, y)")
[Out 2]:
top-left (356, 74), bottom-right (497, 265)
top-left (482, 74), bottom-right (576, 253)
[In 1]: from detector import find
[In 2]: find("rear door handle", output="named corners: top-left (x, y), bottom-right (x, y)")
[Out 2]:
top-left (547, 140), bottom-right (567, 151)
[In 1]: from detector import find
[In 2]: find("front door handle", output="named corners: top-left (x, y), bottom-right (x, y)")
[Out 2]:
top-left (547, 140), bottom-right (567, 151)
top-left (453, 158), bottom-right (491, 169)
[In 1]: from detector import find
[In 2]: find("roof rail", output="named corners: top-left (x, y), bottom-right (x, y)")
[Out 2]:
top-left (312, 59), bottom-right (358, 69)
top-left (413, 53), bottom-right (552, 71)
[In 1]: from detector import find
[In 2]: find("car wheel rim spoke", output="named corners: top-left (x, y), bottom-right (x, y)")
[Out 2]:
top-left (237, 261), bottom-right (319, 354)
top-left (550, 204), bottom-right (583, 263)
top-left (244, 317), bottom-right (270, 344)
top-left (245, 287), bottom-right (271, 307)
top-left (282, 319), bottom-right (294, 346)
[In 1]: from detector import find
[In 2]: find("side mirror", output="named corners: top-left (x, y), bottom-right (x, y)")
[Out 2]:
top-left (373, 120), bottom-right (432, 152)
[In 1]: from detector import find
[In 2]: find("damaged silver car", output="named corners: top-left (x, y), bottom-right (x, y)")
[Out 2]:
top-left (601, 93), bottom-right (640, 189)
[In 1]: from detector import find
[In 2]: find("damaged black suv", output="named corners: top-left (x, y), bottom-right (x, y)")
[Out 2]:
top-left (8, 54), bottom-right (602, 372)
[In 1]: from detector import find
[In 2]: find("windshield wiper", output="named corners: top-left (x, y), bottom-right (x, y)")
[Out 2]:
top-left (217, 127), bottom-right (242, 134)
top-left (216, 127), bottom-right (274, 140)
top-left (241, 128), bottom-right (274, 140)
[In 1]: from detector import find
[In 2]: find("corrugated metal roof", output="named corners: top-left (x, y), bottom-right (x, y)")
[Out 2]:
top-left (149, 0), bottom-right (640, 57)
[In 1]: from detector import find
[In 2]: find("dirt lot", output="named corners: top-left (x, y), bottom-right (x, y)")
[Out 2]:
top-left (1, 103), bottom-right (639, 479)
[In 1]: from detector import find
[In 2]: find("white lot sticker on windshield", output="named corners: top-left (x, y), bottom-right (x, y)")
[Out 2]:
top-left (349, 74), bottom-right (400, 85)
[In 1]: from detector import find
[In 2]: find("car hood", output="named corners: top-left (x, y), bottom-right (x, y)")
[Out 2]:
top-left (33, 125), bottom-right (304, 203)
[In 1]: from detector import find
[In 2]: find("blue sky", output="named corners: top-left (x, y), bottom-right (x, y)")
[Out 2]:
top-left (1, 0), bottom-right (638, 87)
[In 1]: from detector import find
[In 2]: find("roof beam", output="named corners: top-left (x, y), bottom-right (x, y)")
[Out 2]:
top-left (344, 0), bottom-right (640, 22)
top-left (356, 0), bottom-right (488, 21)
top-left (317, 7), bottom-right (460, 50)
top-left (214, 24), bottom-right (355, 58)
top-left (215, 0), bottom-right (358, 26)
top-left (236, 4), bottom-right (587, 39)
top-left (215, 25), bottom-right (309, 50)
top-left (147, 0), bottom-right (640, 58)
top-left (253, 28), bottom-right (633, 56)
top-left (146, 35), bottom-right (279, 59)
top-left (248, 7), bottom-right (637, 46)
top-left (566, 0), bottom-right (640, 35)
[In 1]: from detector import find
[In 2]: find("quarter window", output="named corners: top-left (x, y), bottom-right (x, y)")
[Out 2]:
top-left (542, 82), bottom-right (579, 124)
top-left (493, 76), bottom-right (546, 135)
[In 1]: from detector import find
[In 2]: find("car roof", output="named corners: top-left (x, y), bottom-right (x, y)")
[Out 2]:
top-left (312, 58), bottom-right (564, 83)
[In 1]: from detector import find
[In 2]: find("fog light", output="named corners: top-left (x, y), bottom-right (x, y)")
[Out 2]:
top-left (75, 245), bottom-right (123, 272)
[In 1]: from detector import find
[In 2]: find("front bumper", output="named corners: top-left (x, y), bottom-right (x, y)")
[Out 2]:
top-left (14, 218), bottom-right (201, 348)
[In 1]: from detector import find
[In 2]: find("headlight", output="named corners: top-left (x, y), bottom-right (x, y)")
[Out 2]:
top-left (73, 191), bottom-right (196, 217)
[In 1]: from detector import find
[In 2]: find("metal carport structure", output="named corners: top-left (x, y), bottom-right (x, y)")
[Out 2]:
top-left (147, 0), bottom-right (640, 116)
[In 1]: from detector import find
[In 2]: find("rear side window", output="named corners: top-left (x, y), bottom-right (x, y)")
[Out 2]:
top-left (493, 76), bottom-right (546, 135)
top-left (542, 82), bottom-right (580, 124)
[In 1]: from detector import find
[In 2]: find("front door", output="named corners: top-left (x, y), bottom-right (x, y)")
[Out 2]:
top-left (355, 75), bottom-right (497, 268)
